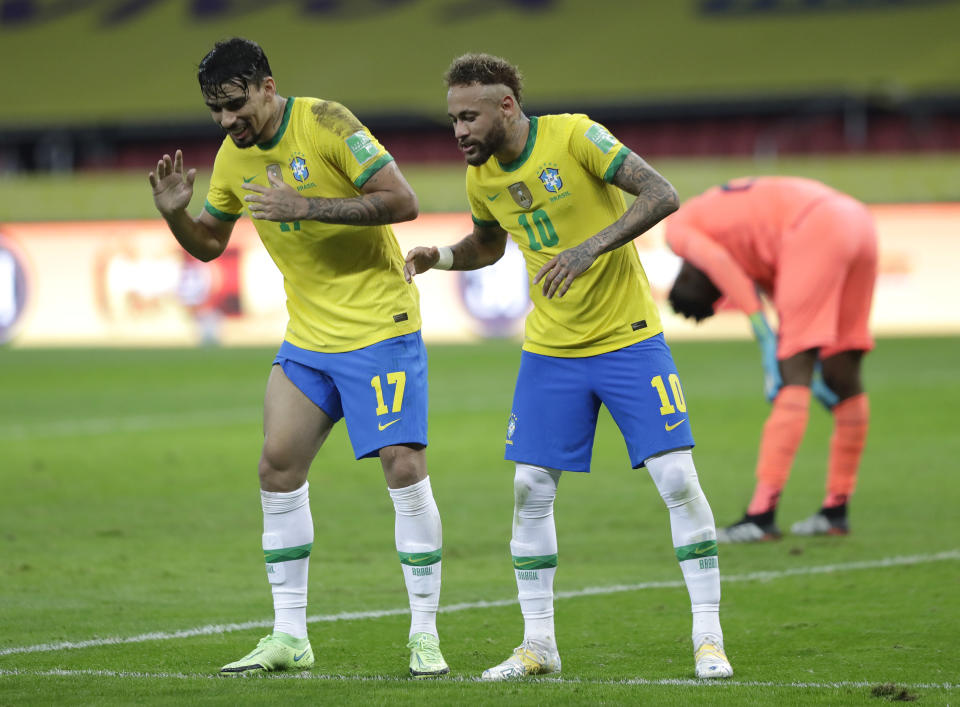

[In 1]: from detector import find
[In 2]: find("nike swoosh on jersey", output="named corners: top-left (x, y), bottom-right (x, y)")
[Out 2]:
top-left (665, 418), bottom-right (687, 431)
top-left (378, 418), bottom-right (401, 431)
top-left (486, 193), bottom-right (501, 201)
top-left (243, 175), bottom-right (257, 183)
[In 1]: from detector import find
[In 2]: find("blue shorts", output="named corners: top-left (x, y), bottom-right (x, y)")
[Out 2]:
top-left (273, 332), bottom-right (428, 460)
top-left (504, 334), bottom-right (695, 472)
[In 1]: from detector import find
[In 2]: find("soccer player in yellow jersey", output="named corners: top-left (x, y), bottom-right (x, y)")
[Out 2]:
top-left (406, 53), bottom-right (732, 680)
top-left (148, 38), bottom-right (448, 678)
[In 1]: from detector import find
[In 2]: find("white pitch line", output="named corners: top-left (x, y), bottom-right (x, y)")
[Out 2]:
top-left (0, 407), bottom-right (261, 440)
top-left (0, 669), bottom-right (956, 691)
top-left (1, 549), bottom-right (957, 658)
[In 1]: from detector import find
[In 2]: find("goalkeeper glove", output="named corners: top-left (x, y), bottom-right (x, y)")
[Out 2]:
top-left (749, 311), bottom-right (782, 403)
top-left (810, 361), bottom-right (840, 410)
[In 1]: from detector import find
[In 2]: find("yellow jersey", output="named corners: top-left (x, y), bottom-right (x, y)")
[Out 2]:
top-left (466, 113), bottom-right (663, 357)
top-left (204, 96), bottom-right (420, 352)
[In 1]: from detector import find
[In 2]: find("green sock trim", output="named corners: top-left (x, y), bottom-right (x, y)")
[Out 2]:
top-left (263, 543), bottom-right (312, 563)
top-left (398, 549), bottom-right (442, 566)
top-left (512, 554), bottom-right (558, 570)
top-left (675, 540), bottom-right (718, 562)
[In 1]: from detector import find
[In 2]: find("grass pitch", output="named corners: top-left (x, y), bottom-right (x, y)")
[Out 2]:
top-left (0, 337), bottom-right (957, 705)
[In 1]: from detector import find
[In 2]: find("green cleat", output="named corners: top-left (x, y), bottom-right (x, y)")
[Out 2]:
top-left (407, 632), bottom-right (449, 678)
top-left (219, 632), bottom-right (314, 675)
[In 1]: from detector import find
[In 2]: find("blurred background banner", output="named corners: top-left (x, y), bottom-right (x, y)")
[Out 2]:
top-left (1, 0), bottom-right (957, 346)
top-left (2, 205), bottom-right (956, 347)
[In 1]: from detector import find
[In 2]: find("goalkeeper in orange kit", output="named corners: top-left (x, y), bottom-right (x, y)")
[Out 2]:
top-left (665, 177), bottom-right (876, 542)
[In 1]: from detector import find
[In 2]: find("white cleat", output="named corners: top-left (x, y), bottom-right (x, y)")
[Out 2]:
top-left (695, 635), bottom-right (733, 679)
top-left (480, 640), bottom-right (561, 681)
top-left (791, 511), bottom-right (849, 536)
top-left (716, 518), bottom-right (781, 543)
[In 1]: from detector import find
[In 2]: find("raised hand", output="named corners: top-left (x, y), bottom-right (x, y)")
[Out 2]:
top-left (148, 150), bottom-right (196, 217)
top-left (243, 169), bottom-right (307, 222)
top-left (403, 246), bottom-right (440, 283)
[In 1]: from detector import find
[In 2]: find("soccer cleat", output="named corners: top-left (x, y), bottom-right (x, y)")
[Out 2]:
top-left (717, 514), bottom-right (782, 543)
top-left (219, 633), bottom-right (314, 675)
top-left (695, 635), bottom-right (733, 678)
top-left (407, 632), bottom-right (450, 678)
top-left (791, 510), bottom-right (850, 536)
top-left (480, 640), bottom-right (561, 681)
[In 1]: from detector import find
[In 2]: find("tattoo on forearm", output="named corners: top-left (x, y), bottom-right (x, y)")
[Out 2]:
top-left (582, 156), bottom-right (679, 257)
top-left (303, 194), bottom-right (392, 225)
top-left (451, 239), bottom-right (483, 270)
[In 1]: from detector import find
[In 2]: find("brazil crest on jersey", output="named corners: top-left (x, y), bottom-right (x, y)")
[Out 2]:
top-left (466, 114), bottom-right (663, 357)
top-left (204, 97), bottom-right (420, 353)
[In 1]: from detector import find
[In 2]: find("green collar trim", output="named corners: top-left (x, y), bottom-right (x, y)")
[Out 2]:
top-left (257, 96), bottom-right (295, 151)
top-left (497, 116), bottom-right (538, 172)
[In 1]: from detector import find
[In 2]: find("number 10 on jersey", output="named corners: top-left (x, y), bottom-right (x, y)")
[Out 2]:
top-left (518, 210), bottom-right (558, 251)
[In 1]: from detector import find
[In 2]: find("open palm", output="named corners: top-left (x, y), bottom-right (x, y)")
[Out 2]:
top-left (149, 149), bottom-right (196, 216)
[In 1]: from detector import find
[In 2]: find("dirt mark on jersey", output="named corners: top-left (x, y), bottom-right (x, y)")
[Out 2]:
top-left (312, 100), bottom-right (363, 138)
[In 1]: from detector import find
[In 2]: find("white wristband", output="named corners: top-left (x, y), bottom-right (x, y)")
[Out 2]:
top-left (434, 246), bottom-right (454, 270)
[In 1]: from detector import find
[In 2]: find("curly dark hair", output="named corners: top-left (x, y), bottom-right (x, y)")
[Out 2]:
top-left (444, 53), bottom-right (523, 105)
top-left (198, 37), bottom-right (272, 101)
top-left (668, 262), bottom-right (722, 322)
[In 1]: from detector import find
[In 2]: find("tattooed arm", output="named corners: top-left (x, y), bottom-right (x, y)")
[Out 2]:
top-left (534, 152), bottom-right (679, 298)
top-left (243, 160), bottom-right (418, 226)
top-left (404, 222), bottom-right (508, 282)
top-left (590, 152), bottom-right (679, 254)
top-left (304, 160), bottom-right (418, 224)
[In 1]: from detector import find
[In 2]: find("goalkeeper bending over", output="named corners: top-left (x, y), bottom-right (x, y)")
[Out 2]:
top-left (665, 177), bottom-right (876, 542)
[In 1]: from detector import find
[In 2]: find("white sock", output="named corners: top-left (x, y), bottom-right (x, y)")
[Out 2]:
top-left (389, 476), bottom-right (443, 639)
top-left (261, 481), bottom-right (313, 640)
top-left (511, 464), bottom-right (562, 650)
top-left (645, 450), bottom-right (723, 647)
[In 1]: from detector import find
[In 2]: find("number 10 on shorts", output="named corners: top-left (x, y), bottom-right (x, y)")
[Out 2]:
top-left (370, 372), bottom-right (406, 415)
top-left (651, 374), bottom-right (686, 415)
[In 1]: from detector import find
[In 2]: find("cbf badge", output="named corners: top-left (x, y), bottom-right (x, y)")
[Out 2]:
top-left (538, 167), bottom-right (562, 193)
top-left (508, 182), bottom-right (533, 210)
top-left (289, 153), bottom-right (309, 182)
top-left (506, 413), bottom-right (518, 445)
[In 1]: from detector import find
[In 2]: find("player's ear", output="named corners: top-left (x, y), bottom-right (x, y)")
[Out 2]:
top-left (260, 76), bottom-right (277, 98)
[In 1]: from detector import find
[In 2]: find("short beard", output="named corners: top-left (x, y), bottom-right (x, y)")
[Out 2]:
top-left (227, 125), bottom-right (259, 149)
top-left (230, 134), bottom-right (256, 149)
top-left (464, 119), bottom-right (507, 166)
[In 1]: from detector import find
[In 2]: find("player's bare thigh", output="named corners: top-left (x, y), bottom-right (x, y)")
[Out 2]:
top-left (259, 363), bottom-right (335, 492)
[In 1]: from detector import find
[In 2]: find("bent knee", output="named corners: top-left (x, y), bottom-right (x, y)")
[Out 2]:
top-left (258, 445), bottom-right (309, 492)
top-left (380, 444), bottom-right (427, 488)
top-left (822, 371), bottom-right (863, 400)
top-left (647, 452), bottom-right (701, 507)
top-left (513, 464), bottom-right (560, 510)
